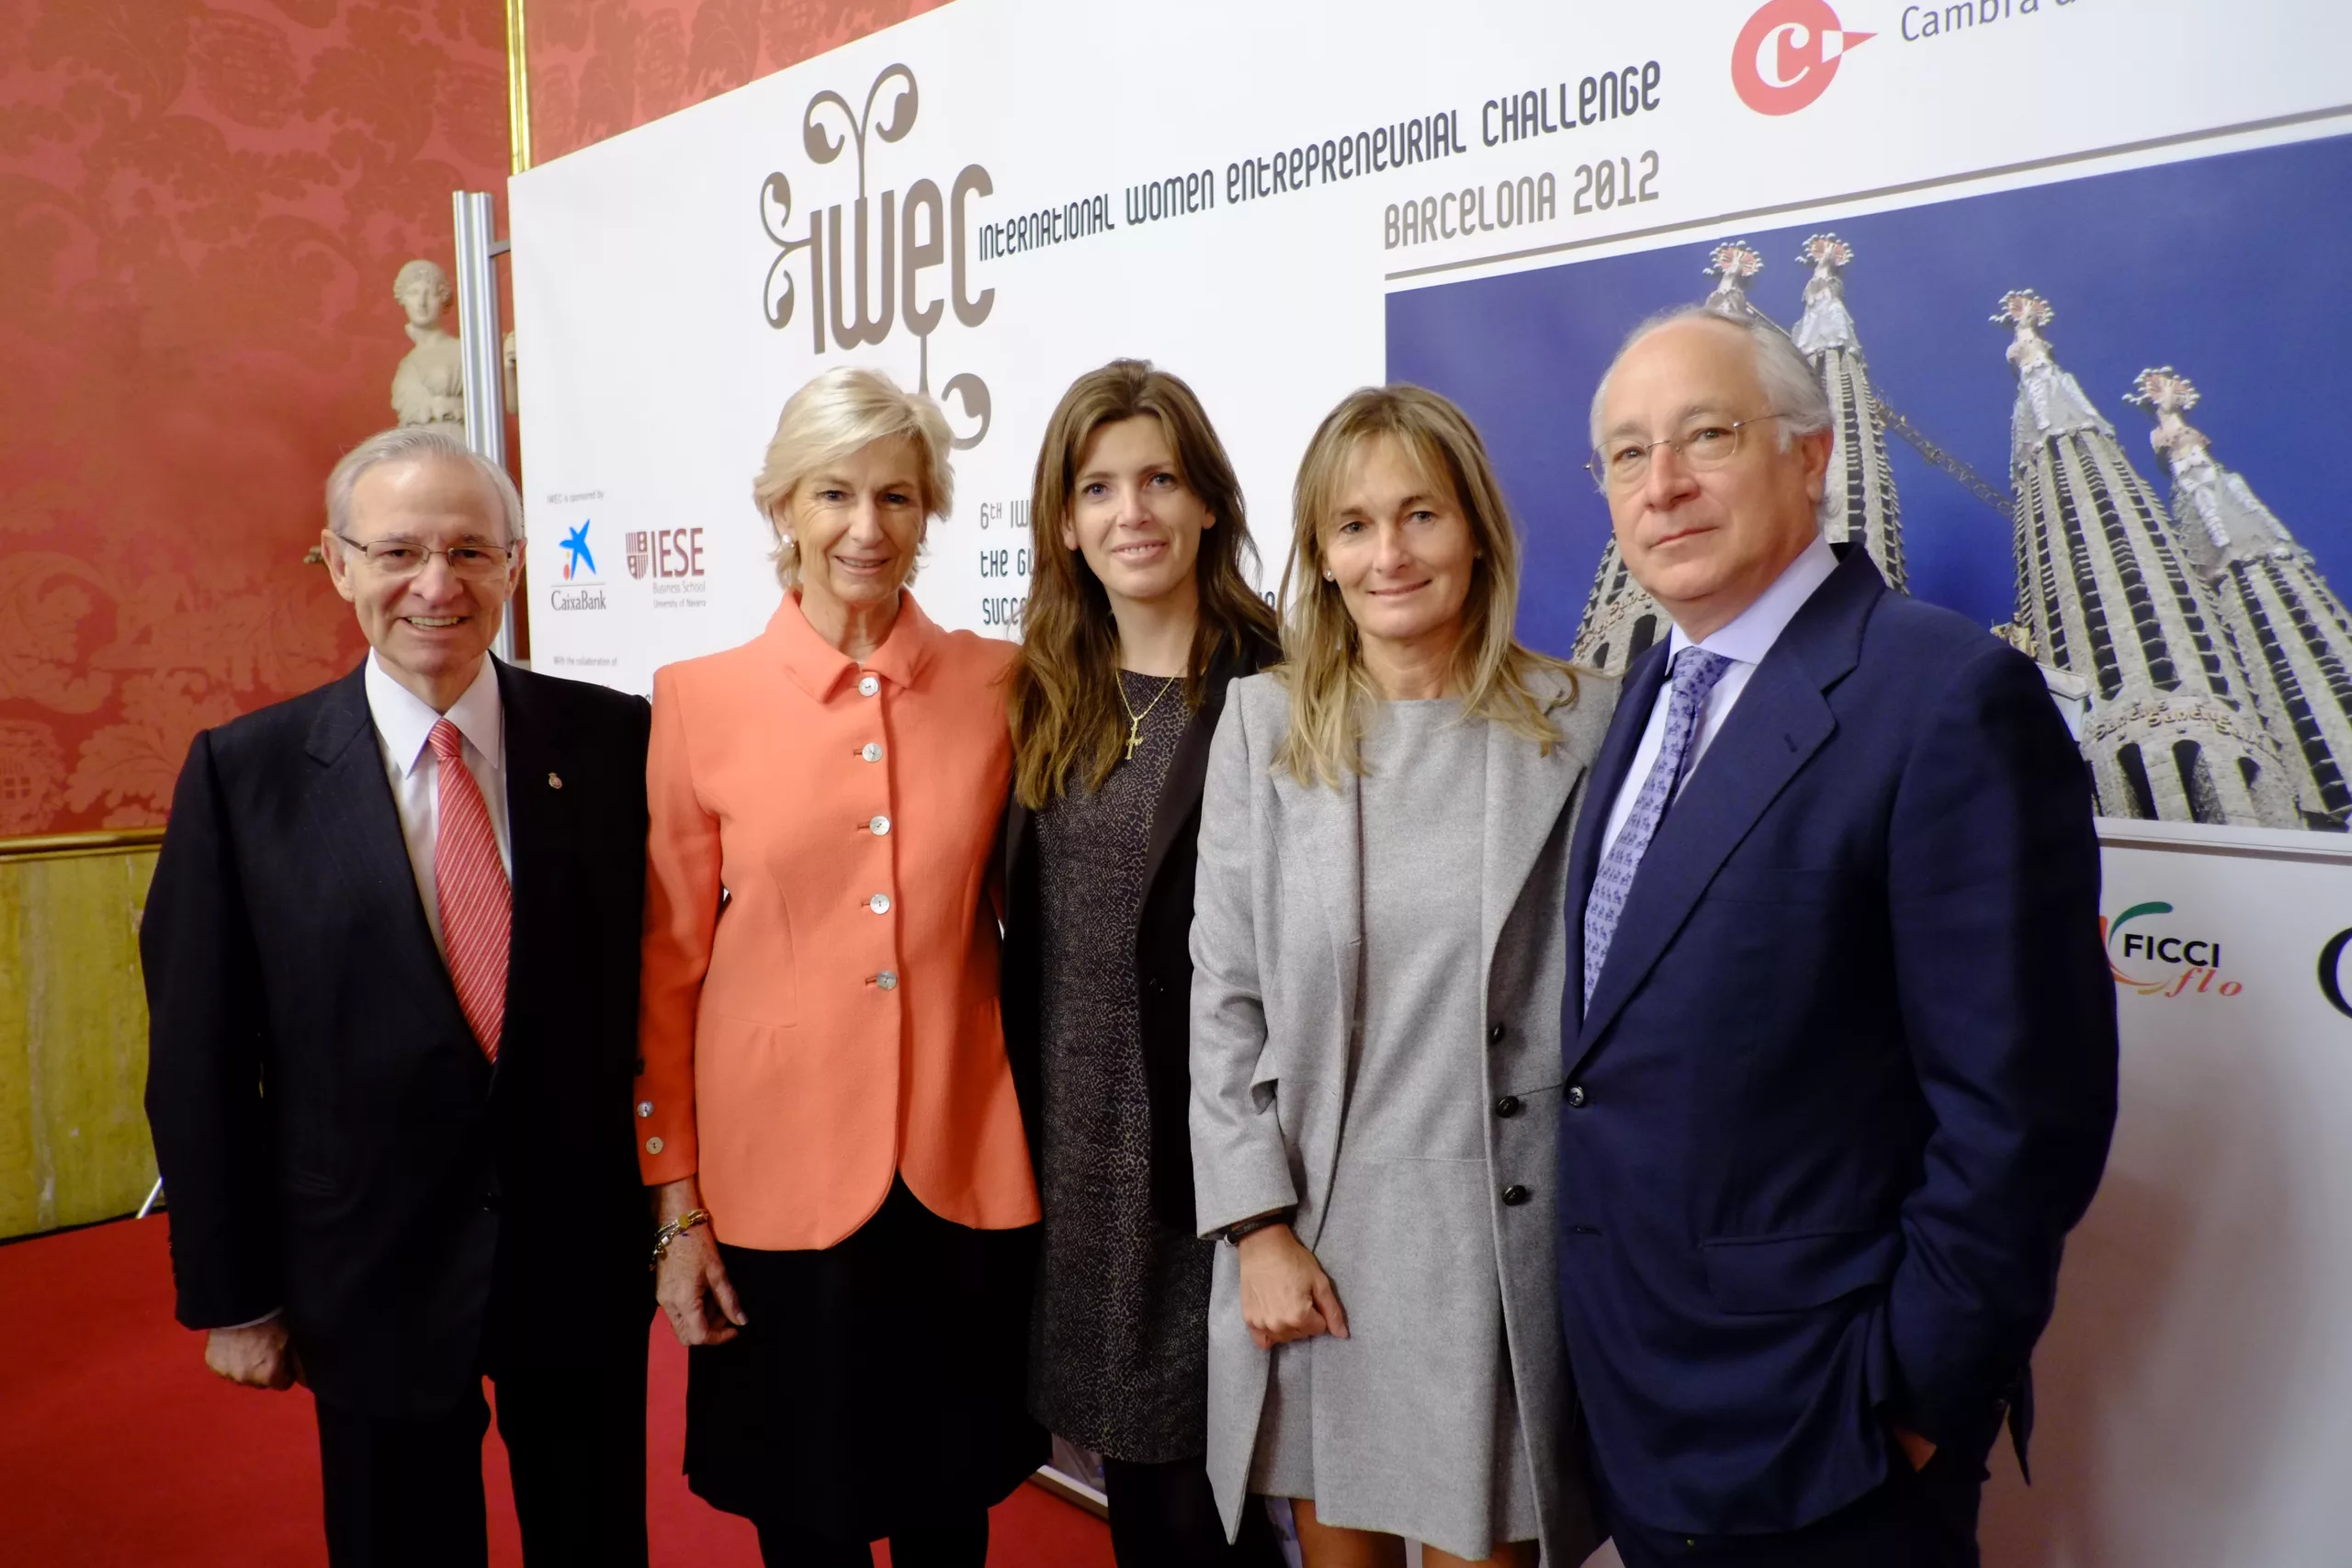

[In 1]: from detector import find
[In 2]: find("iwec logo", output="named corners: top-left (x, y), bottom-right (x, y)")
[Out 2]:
top-left (759, 63), bottom-right (994, 449)
top-left (1733, 0), bottom-right (1875, 117)
top-left (2318, 928), bottom-right (2352, 1021)
top-left (2104, 900), bottom-right (2242, 999)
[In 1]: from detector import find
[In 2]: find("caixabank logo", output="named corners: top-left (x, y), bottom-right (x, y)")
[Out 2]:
top-left (559, 521), bottom-right (595, 581)
top-left (758, 64), bottom-right (994, 449)
top-left (2104, 901), bottom-right (2243, 1000)
top-left (548, 520), bottom-right (606, 611)
top-left (1734, 0), bottom-right (1875, 116)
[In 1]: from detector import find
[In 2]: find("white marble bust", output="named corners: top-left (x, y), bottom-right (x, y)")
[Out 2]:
top-left (390, 258), bottom-right (469, 443)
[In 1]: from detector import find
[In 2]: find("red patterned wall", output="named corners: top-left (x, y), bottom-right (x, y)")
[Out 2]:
top-left (0, 1), bottom-right (937, 838)
top-left (525, 0), bottom-right (945, 166)
top-left (0, 1), bottom-right (513, 837)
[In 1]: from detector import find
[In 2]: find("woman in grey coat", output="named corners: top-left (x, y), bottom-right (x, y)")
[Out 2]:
top-left (1189, 386), bottom-right (1614, 1567)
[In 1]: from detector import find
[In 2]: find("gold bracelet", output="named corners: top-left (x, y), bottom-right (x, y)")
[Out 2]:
top-left (650, 1207), bottom-right (712, 1272)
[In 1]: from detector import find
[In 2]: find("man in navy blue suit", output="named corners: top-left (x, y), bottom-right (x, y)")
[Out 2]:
top-left (1560, 306), bottom-right (2118, 1566)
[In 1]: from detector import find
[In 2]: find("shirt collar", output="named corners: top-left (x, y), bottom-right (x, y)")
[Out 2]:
top-left (365, 651), bottom-right (503, 777)
top-left (763, 589), bottom-right (941, 700)
top-left (1666, 535), bottom-right (1841, 668)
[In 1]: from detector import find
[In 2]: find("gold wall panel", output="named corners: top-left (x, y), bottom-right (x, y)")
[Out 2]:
top-left (0, 848), bottom-right (159, 1238)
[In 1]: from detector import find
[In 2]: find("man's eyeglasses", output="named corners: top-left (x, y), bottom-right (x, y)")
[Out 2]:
top-left (334, 536), bottom-right (517, 581)
top-left (1587, 412), bottom-right (1787, 493)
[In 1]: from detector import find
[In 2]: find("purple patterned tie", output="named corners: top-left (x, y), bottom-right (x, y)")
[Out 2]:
top-left (1582, 648), bottom-right (1734, 1012)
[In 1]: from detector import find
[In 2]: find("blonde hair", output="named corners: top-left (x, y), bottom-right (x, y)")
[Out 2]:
top-left (751, 367), bottom-right (956, 588)
top-left (1007, 359), bottom-right (1279, 809)
top-left (1273, 384), bottom-right (1579, 789)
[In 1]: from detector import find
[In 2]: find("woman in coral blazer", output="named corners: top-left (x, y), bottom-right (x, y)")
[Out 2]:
top-left (637, 367), bottom-right (1041, 1568)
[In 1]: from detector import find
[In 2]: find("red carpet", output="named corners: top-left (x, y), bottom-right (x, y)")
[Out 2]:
top-left (0, 1217), bottom-right (1112, 1566)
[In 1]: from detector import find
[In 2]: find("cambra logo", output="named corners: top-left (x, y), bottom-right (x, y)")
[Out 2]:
top-left (758, 64), bottom-right (994, 449)
top-left (1733, 0), bottom-right (1875, 117)
top-left (2103, 900), bottom-right (2242, 999)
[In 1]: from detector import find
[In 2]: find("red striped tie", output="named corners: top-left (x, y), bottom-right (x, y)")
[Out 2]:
top-left (430, 718), bottom-right (509, 1061)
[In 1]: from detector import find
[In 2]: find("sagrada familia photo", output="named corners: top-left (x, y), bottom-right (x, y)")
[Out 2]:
top-left (1571, 237), bottom-right (2352, 833)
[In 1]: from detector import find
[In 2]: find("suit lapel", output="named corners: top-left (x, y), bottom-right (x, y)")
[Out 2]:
top-left (1267, 755), bottom-right (1361, 1253)
top-left (1571, 551), bottom-right (1882, 1071)
top-left (1571, 659), bottom-right (1835, 1065)
top-left (1139, 699), bottom-right (1218, 911)
top-left (498, 660), bottom-right (574, 1067)
top-left (1271, 763), bottom-right (1364, 1042)
top-left (1566, 642), bottom-right (1669, 1017)
top-left (1482, 715), bottom-right (1582, 983)
top-left (300, 664), bottom-right (473, 1044)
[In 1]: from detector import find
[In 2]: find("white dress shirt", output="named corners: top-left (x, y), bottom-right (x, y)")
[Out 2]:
top-left (1597, 536), bottom-right (1841, 863)
top-left (364, 651), bottom-right (513, 960)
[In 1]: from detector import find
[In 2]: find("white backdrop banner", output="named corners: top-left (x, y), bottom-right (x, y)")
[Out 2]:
top-left (510, 3), bottom-right (2352, 1562)
top-left (2015, 820), bottom-right (2352, 1568)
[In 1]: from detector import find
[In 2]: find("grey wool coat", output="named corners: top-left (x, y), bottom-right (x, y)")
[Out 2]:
top-left (1187, 668), bottom-right (1615, 1562)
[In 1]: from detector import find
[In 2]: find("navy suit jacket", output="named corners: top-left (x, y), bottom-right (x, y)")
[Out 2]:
top-left (1558, 548), bottom-right (2118, 1535)
top-left (141, 659), bottom-right (654, 1419)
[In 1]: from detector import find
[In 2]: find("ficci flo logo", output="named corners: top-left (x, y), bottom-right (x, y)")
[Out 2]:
top-left (2103, 901), bottom-right (2241, 999)
top-left (1734, 0), bottom-right (1875, 116)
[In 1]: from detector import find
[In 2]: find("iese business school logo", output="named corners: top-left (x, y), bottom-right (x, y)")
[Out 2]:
top-left (2103, 901), bottom-right (2242, 999)
top-left (625, 528), bottom-right (707, 581)
top-left (1734, 0), bottom-right (1875, 116)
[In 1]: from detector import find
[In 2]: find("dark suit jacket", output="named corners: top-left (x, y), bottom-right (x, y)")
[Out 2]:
top-left (1557, 549), bottom-right (2119, 1535)
top-left (1000, 631), bottom-right (1276, 1235)
top-left (141, 658), bottom-right (654, 1420)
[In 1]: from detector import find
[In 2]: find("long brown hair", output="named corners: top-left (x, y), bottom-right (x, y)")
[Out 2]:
top-left (1008, 360), bottom-right (1279, 808)
top-left (1273, 384), bottom-right (1579, 789)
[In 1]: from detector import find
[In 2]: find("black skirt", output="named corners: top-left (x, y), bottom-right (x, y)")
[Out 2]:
top-left (684, 1178), bottom-right (1046, 1543)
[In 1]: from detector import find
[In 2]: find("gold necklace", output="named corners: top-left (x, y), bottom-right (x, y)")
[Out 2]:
top-left (1117, 671), bottom-right (1181, 761)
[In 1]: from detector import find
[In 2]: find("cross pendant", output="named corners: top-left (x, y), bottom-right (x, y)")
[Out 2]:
top-left (1124, 718), bottom-right (1143, 761)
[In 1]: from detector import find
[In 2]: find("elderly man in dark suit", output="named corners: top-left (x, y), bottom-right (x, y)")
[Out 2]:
top-left (141, 427), bottom-right (653, 1567)
top-left (1559, 306), bottom-right (2118, 1567)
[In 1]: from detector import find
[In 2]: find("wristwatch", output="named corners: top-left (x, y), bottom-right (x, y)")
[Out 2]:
top-left (1223, 1209), bottom-right (1294, 1247)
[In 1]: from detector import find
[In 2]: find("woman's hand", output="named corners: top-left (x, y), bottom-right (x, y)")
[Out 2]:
top-left (651, 1178), bottom-right (747, 1347)
top-left (1237, 1223), bottom-right (1350, 1351)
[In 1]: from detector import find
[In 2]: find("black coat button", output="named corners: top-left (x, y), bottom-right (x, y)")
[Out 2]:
top-left (1487, 1022), bottom-right (1506, 1045)
top-left (1501, 1184), bottom-right (1531, 1206)
top-left (1494, 1095), bottom-right (1522, 1118)
top-left (1566, 1085), bottom-right (1588, 1108)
